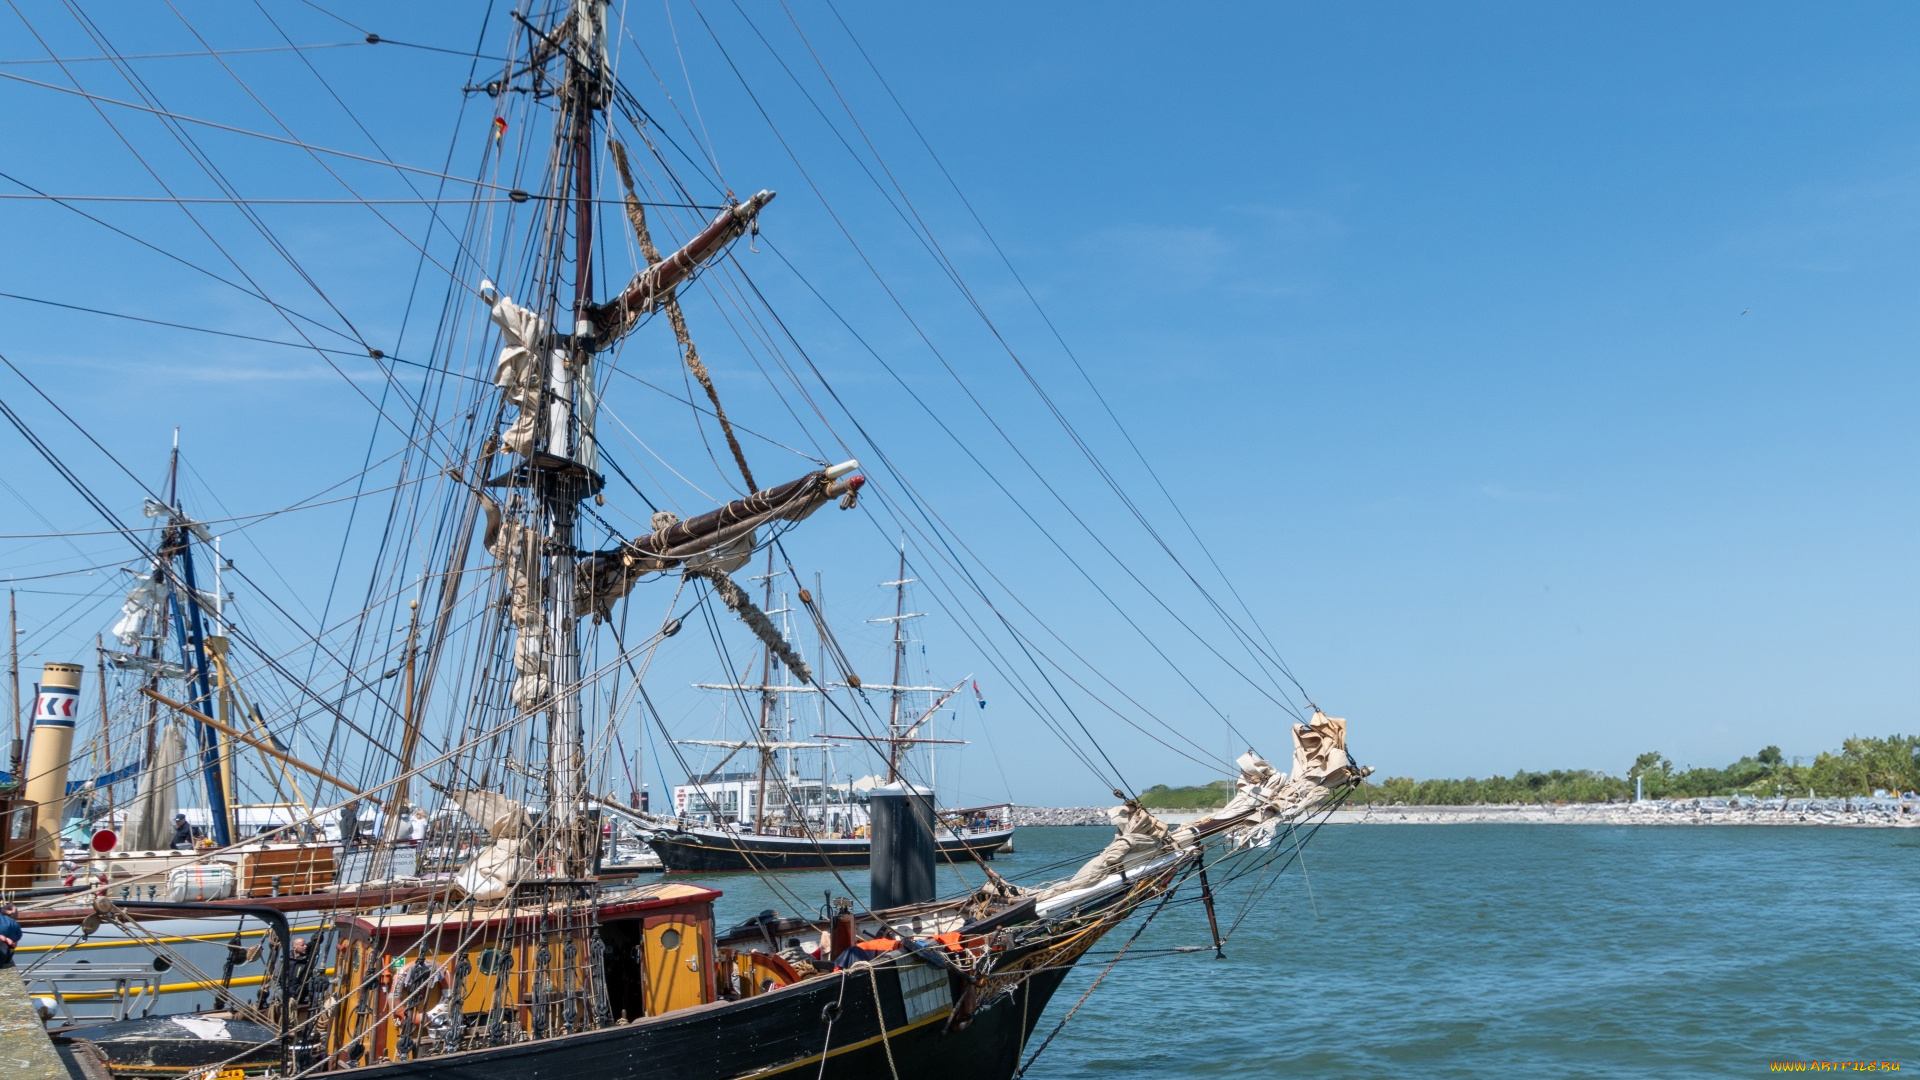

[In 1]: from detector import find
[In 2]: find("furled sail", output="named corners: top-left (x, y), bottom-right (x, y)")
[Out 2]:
top-left (449, 790), bottom-right (534, 901)
top-left (1061, 800), bottom-right (1173, 889)
top-left (1214, 711), bottom-right (1362, 850)
top-left (478, 496), bottom-right (549, 712)
top-left (449, 789), bottom-right (530, 841)
top-left (485, 292), bottom-right (549, 457)
top-left (110, 579), bottom-right (165, 646)
top-left (584, 191), bottom-right (776, 352)
top-left (123, 721), bottom-right (188, 851)
top-left (109, 574), bottom-right (214, 648)
top-left (1047, 711), bottom-right (1367, 895)
top-left (573, 462), bottom-right (864, 622)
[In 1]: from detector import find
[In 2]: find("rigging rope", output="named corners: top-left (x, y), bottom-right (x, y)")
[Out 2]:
top-left (0, 70), bottom-right (533, 193)
top-left (606, 137), bottom-right (757, 492)
top-left (758, 0), bottom-right (1310, 715)
top-left (866, 961), bottom-right (901, 1080)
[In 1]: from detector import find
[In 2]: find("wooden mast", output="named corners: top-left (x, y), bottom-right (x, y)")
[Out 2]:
top-left (141, 689), bottom-right (362, 796)
top-left (540, 0), bottom-right (607, 875)
top-left (210, 636), bottom-right (236, 843)
top-left (379, 599), bottom-right (423, 868)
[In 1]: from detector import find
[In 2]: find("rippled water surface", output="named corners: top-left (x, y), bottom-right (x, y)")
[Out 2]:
top-left (674, 824), bottom-right (1916, 1078)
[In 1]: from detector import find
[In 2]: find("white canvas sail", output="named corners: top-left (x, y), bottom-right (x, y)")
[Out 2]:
top-left (123, 721), bottom-right (188, 851)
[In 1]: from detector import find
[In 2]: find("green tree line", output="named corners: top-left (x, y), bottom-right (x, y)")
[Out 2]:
top-left (1137, 734), bottom-right (1919, 807)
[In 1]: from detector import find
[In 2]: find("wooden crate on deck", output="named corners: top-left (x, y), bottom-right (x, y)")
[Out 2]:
top-left (240, 845), bottom-right (336, 897)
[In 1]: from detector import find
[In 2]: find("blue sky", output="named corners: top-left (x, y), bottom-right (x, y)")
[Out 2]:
top-left (0, 1), bottom-right (1912, 805)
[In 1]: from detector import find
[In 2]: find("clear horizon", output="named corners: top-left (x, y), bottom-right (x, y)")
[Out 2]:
top-left (0, 1), bottom-right (1912, 805)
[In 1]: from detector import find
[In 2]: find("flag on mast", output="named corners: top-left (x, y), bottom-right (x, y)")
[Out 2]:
top-left (972, 680), bottom-right (985, 709)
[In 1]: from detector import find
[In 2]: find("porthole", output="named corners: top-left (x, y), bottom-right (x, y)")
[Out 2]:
top-left (659, 928), bottom-right (682, 950)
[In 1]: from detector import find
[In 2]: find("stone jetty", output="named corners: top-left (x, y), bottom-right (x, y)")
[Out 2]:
top-left (1015, 798), bottom-right (1917, 828)
top-left (1011, 806), bottom-right (1112, 826)
top-left (1326, 797), bottom-right (1916, 827)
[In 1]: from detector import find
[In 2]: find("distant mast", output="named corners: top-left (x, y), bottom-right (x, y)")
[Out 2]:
top-left (879, 541), bottom-right (915, 782)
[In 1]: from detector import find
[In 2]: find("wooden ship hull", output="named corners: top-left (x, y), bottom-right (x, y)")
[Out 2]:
top-left (322, 957), bottom-right (1065, 1080)
top-left (53, 853), bottom-right (1174, 1080)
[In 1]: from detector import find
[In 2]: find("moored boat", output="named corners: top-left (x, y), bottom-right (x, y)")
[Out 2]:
top-left (645, 815), bottom-right (1013, 874)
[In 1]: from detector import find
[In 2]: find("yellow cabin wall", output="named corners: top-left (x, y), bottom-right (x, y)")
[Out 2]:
top-left (640, 915), bottom-right (707, 1016)
top-left (326, 899), bottom-right (719, 1066)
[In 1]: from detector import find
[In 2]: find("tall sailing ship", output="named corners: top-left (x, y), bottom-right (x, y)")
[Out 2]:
top-left (645, 545), bottom-right (1014, 872)
top-left (0, 4), bottom-right (1369, 1079)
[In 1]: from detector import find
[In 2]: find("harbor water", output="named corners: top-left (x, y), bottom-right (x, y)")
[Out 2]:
top-left (666, 824), bottom-right (1915, 1078)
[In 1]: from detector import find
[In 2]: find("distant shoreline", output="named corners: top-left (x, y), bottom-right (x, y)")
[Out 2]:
top-left (1012, 800), bottom-right (1919, 828)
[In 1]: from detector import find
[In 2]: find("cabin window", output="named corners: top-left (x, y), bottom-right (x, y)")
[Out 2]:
top-left (7, 806), bottom-right (30, 841)
top-left (659, 928), bottom-right (681, 949)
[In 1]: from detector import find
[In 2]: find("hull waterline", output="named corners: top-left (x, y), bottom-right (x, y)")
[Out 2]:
top-left (648, 828), bottom-right (1014, 873)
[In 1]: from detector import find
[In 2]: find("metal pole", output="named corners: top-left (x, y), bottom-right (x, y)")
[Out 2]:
top-left (888, 541), bottom-right (906, 782)
top-left (173, 530), bottom-right (230, 848)
top-left (1198, 862), bottom-right (1226, 959)
top-left (751, 550), bottom-right (775, 834)
top-left (9, 591), bottom-right (20, 777)
top-left (97, 634), bottom-right (110, 821)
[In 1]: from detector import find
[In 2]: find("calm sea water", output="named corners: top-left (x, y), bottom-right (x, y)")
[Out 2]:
top-left (663, 824), bottom-right (1917, 1078)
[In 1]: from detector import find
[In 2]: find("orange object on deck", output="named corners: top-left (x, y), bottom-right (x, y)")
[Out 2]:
top-left (854, 937), bottom-right (900, 952)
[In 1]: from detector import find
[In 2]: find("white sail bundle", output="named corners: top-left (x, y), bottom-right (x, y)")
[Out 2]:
top-left (1045, 711), bottom-right (1368, 898)
top-left (110, 579), bottom-right (166, 646)
top-left (449, 790), bottom-right (535, 901)
top-left (573, 464), bottom-right (863, 622)
top-left (481, 501), bottom-right (550, 713)
top-left (122, 721), bottom-right (188, 852)
top-left (486, 291), bottom-right (549, 457)
top-left (1060, 801), bottom-right (1173, 889)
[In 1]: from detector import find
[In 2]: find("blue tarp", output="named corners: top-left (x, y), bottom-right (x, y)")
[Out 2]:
top-left (0, 760), bottom-right (145, 791)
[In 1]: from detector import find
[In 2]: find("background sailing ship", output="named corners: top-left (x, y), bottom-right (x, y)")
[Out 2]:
top-left (644, 544), bottom-right (1014, 872)
top-left (0, 3), bottom-right (1364, 1078)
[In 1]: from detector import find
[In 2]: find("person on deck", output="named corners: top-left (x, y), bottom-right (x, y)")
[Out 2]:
top-left (408, 809), bottom-right (429, 846)
top-left (337, 801), bottom-right (360, 847)
top-left (0, 902), bottom-right (20, 968)
top-left (287, 935), bottom-right (325, 1008)
top-left (169, 813), bottom-right (193, 850)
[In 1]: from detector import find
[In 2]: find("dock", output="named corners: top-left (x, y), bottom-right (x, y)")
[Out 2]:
top-left (0, 967), bottom-right (69, 1080)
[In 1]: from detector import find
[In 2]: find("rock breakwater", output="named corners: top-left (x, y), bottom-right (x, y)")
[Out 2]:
top-left (1010, 806), bottom-right (1112, 826)
top-left (1013, 798), bottom-right (1918, 828)
top-left (1333, 798), bottom-right (1916, 827)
